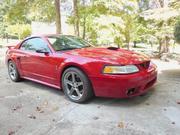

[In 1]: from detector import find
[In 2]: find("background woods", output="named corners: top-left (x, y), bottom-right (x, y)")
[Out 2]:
top-left (0, 0), bottom-right (180, 56)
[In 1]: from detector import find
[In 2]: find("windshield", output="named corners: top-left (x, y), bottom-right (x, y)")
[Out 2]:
top-left (47, 35), bottom-right (92, 51)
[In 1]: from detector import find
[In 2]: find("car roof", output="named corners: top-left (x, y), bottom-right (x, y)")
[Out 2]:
top-left (27, 34), bottom-right (75, 39)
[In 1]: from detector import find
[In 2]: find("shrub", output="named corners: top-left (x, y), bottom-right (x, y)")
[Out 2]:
top-left (7, 24), bottom-right (31, 39)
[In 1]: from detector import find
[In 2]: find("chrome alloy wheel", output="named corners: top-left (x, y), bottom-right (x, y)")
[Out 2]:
top-left (63, 72), bottom-right (84, 101)
top-left (8, 62), bottom-right (17, 80)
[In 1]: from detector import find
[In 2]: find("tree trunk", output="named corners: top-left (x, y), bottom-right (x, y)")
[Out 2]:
top-left (6, 33), bottom-right (8, 43)
top-left (127, 42), bottom-right (130, 50)
top-left (164, 36), bottom-right (170, 53)
top-left (158, 0), bottom-right (164, 7)
top-left (82, 16), bottom-right (86, 39)
top-left (55, 0), bottom-right (61, 34)
top-left (82, 0), bottom-right (86, 39)
top-left (125, 38), bottom-right (130, 50)
top-left (133, 41), bottom-right (136, 48)
top-left (73, 0), bottom-right (80, 36)
top-left (158, 38), bottom-right (163, 54)
top-left (158, 36), bottom-right (170, 54)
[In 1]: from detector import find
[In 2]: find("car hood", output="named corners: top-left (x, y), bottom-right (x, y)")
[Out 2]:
top-left (63, 47), bottom-right (150, 65)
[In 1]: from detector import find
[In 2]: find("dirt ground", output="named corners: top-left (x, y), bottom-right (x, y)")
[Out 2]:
top-left (0, 48), bottom-right (180, 135)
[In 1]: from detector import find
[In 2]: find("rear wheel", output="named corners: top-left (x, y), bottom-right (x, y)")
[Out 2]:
top-left (62, 67), bottom-right (94, 103)
top-left (8, 61), bottom-right (21, 82)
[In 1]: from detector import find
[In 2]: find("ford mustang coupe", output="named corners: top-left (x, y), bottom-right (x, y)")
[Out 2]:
top-left (6, 35), bottom-right (157, 103)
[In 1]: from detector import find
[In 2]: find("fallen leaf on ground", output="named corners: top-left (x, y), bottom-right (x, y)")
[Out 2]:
top-left (8, 131), bottom-right (15, 135)
top-left (39, 110), bottom-right (44, 113)
top-left (12, 105), bottom-right (22, 111)
top-left (177, 101), bottom-right (180, 104)
top-left (43, 101), bottom-right (48, 107)
top-left (92, 116), bottom-right (99, 120)
top-left (36, 106), bottom-right (41, 112)
top-left (36, 106), bottom-right (44, 113)
top-left (36, 106), bottom-right (45, 113)
top-left (163, 108), bottom-right (167, 111)
top-left (52, 119), bottom-right (56, 122)
top-left (118, 122), bottom-right (124, 128)
top-left (28, 114), bottom-right (36, 119)
top-left (52, 106), bottom-right (59, 111)
top-left (65, 102), bottom-right (70, 105)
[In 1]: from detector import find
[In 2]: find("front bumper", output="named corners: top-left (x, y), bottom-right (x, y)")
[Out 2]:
top-left (90, 66), bottom-right (157, 98)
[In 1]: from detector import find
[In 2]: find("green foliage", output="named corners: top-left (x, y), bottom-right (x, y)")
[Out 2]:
top-left (0, 0), bottom-right (57, 38)
top-left (3, 0), bottom-right (31, 24)
top-left (0, 1), bottom-right (9, 37)
top-left (29, 0), bottom-right (56, 22)
top-left (0, 23), bottom-right (7, 37)
top-left (2, 0), bottom-right (57, 24)
top-left (67, 0), bottom-right (108, 44)
top-left (0, 0), bottom-right (179, 49)
top-left (0, 0), bottom-right (32, 38)
top-left (95, 0), bottom-right (139, 47)
top-left (174, 17), bottom-right (180, 44)
top-left (170, 0), bottom-right (180, 9)
top-left (114, 36), bottom-right (123, 47)
top-left (7, 24), bottom-right (32, 39)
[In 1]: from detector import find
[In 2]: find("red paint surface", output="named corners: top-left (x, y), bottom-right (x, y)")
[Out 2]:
top-left (6, 35), bottom-right (157, 98)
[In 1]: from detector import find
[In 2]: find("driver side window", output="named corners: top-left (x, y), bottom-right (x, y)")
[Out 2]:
top-left (20, 38), bottom-right (51, 52)
top-left (48, 37), bottom-right (66, 51)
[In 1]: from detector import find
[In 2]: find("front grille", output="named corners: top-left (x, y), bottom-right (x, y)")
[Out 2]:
top-left (139, 61), bottom-right (150, 69)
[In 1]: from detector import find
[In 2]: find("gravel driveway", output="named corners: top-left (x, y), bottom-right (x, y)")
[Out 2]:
top-left (0, 48), bottom-right (180, 135)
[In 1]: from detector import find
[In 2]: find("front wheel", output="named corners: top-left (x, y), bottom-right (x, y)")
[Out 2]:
top-left (8, 61), bottom-right (21, 82)
top-left (62, 67), bottom-right (94, 103)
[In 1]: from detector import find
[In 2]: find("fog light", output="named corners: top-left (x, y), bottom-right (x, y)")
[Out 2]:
top-left (127, 88), bottom-right (136, 96)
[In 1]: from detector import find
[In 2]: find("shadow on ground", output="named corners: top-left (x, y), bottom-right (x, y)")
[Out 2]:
top-left (20, 77), bottom-right (156, 107)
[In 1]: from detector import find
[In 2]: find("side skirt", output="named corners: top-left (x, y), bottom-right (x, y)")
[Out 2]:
top-left (22, 76), bottom-right (61, 89)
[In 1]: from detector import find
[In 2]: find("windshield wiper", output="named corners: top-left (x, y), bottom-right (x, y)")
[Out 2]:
top-left (56, 46), bottom-right (91, 51)
top-left (81, 45), bottom-right (91, 48)
top-left (56, 47), bottom-right (79, 51)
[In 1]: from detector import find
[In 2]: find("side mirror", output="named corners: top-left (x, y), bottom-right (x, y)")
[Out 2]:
top-left (36, 49), bottom-right (49, 55)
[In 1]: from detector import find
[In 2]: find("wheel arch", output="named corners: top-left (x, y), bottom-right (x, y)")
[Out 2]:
top-left (59, 63), bottom-right (94, 92)
top-left (6, 58), bottom-right (14, 65)
top-left (7, 58), bottom-right (12, 63)
top-left (7, 58), bottom-right (21, 82)
top-left (7, 58), bottom-right (18, 67)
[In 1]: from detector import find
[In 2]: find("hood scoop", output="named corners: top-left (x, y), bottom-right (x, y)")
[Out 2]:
top-left (107, 47), bottom-right (119, 50)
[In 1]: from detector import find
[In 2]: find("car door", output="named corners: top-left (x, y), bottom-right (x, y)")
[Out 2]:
top-left (19, 37), bottom-right (58, 85)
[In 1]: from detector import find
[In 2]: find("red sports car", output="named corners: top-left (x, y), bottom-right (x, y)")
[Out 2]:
top-left (6, 35), bottom-right (157, 103)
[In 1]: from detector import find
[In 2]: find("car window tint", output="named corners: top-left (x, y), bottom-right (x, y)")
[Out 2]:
top-left (48, 37), bottom-right (65, 51)
top-left (48, 36), bottom-right (91, 51)
top-left (20, 38), bottom-right (50, 52)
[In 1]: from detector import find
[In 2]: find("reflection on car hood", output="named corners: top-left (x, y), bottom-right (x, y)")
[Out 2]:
top-left (63, 47), bottom-right (150, 65)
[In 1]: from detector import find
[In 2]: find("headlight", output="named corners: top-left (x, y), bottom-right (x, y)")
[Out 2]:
top-left (103, 65), bottom-right (139, 74)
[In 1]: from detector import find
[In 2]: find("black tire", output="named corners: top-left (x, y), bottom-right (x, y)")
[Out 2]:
top-left (8, 60), bottom-right (21, 82)
top-left (62, 67), bottom-right (94, 103)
